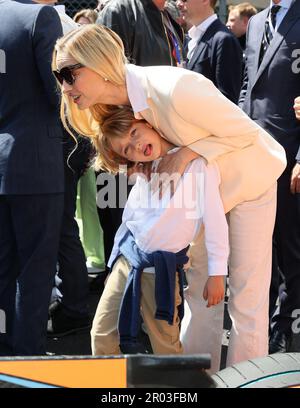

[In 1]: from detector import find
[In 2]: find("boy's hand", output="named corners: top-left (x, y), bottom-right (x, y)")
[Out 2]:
top-left (203, 276), bottom-right (225, 308)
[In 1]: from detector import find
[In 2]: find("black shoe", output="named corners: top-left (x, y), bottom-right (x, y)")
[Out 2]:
top-left (269, 329), bottom-right (290, 354)
top-left (47, 302), bottom-right (91, 338)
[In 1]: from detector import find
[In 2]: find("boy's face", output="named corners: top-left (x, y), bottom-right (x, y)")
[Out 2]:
top-left (110, 121), bottom-right (163, 163)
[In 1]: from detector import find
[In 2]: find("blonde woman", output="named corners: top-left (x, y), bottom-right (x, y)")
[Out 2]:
top-left (52, 24), bottom-right (286, 371)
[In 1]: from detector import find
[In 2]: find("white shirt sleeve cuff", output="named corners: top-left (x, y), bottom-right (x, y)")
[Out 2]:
top-left (208, 259), bottom-right (228, 276)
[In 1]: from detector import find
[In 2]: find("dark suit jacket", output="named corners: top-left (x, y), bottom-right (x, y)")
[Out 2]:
top-left (97, 0), bottom-right (184, 66)
top-left (239, 0), bottom-right (300, 164)
top-left (0, 0), bottom-right (64, 195)
top-left (186, 19), bottom-right (243, 104)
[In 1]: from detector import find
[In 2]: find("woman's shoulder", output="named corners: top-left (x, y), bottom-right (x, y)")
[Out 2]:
top-left (142, 65), bottom-right (215, 100)
top-left (143, 65), bottom-right (199, 83)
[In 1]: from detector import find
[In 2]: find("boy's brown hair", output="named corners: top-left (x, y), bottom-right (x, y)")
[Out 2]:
top-left (95, 106), bottom-right (142, 173)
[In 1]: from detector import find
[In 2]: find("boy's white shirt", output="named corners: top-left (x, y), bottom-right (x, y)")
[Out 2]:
top-left (107, 150), bottom-right (229, 276)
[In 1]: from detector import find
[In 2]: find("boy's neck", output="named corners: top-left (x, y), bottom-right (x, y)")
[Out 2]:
top-left (160, 139), bottom-right (176, 157)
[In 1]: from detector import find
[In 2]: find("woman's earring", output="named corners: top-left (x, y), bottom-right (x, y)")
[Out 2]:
top-left (104, 78), bottom-right (108, 82)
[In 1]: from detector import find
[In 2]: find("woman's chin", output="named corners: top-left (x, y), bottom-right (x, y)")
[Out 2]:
top-left (74, 99), bottom-right (90, 110)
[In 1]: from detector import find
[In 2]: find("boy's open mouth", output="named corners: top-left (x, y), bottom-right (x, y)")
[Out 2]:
top-left (144, 144), bottom-right (152, 157)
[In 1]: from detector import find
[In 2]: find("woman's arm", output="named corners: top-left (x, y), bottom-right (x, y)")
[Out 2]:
top-left (156, 146), bottom-right (199, 176)
top-left (151, 147), bottom-right (199, 195)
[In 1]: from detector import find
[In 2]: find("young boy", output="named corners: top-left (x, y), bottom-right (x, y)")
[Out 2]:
top-left (90, 106), bottom-right (229, 356)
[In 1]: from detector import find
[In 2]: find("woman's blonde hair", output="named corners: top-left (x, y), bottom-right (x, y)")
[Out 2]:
top-left (52, 24), bottom-right (128, 147)
top-left (96, 106), bottom-right (143, 173)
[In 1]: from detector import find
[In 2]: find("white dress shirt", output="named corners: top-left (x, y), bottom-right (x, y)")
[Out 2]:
top-left (107, 152), bottom-right (229, 277)
top-left (187, 14), bottom-right (218, 60)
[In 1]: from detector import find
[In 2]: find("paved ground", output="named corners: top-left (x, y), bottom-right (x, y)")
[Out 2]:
top-left (46, 272), bottom-right (231, 370)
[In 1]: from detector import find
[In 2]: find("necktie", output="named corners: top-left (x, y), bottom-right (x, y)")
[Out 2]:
top-left (259, 5), bottom-right (281, 65)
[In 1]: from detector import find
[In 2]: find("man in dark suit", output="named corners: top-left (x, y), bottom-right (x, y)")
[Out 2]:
top-left (239, 0), bottom-right (300, 353)
top-left (0, 0), bottom-right (64, 355)
top-left (177, 0), bottom-right (243, 104)
top-left (97, 0), bottom-right (184, 67)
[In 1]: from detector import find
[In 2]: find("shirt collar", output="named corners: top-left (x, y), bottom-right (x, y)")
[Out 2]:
top-left (125, 64), bottom-right (149, 119)
top-left (54, 5), bottom-right (66, 13)
top-left (270, 0), bottom-right (293, 10)
top-left (188, 14), bottom-right (218, 40)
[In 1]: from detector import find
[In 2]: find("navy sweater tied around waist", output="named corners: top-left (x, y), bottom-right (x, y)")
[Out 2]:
top-left (112, 230), bottom-right (189, 353)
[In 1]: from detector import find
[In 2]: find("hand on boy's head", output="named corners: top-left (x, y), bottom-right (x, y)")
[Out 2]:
top-left (203, 276), bottom-right (225, 308)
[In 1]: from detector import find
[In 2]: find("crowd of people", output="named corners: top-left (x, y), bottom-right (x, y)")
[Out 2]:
top-left (0, 0), bottom-right (299, 375)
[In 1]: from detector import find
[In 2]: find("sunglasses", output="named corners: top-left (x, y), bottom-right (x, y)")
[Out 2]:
top-left (53, 63), bottom-right (84, 85)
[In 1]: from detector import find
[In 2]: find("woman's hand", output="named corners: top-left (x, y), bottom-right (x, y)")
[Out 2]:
top-left (126, 161), bottom-right (152, 182)
top-left (151, 147), bottom-right (199, 196)
top-left (203, 276), bottom-right (225, 308)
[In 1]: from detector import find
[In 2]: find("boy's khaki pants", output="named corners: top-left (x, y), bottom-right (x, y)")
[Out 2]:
top-left (91, 255), bottom-right (183, 355)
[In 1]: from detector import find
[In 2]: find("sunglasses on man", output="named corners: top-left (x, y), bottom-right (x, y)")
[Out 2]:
top-left (53, 63), bottom-right (84, 85)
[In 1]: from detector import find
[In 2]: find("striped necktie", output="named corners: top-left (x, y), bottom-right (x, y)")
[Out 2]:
top-left (259, 5), bottom-right (281, 65)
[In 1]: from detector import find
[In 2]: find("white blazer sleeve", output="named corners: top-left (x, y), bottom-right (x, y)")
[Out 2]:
top-left (171, 71), bottom-right (261, 163)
